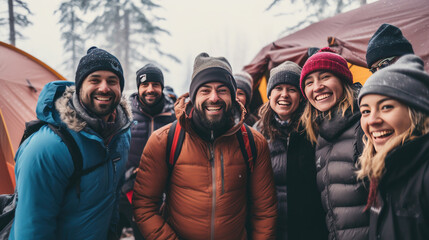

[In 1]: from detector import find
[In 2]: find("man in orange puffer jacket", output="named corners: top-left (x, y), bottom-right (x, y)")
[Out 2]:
top-left (132, 52), bottom-right (277, 240)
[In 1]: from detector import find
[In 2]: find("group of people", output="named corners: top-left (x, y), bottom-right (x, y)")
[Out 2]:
top-left (8, 23), bottom-right (429, 240)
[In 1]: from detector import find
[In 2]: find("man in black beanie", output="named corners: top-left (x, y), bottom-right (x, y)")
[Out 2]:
top-left (132, 52), bottom-right (277, 239)
top-left (11, 47), bottom-right (132, 239)
top-left (366, 23), bottom-right (414, 74)
top-left (118, 63), bottom-right (175, 239)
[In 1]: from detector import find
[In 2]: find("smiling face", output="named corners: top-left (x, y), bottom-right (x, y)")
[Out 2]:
top-left (360, 94), bottom-right (411, 152)
top-left (138, 81), bottom-right (163, 106)
top-left (80, 70), bottom-right (121, 121)
top-left (303, 71), bottom-right (344, 112)
top-left (236, 88), bottom-right (247, 106)
top-left (269, 84), bottom-right (301, 121)
top-left (194, 82), bottom-right (232, 129)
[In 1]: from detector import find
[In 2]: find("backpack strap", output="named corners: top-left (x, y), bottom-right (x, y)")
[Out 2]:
top-left (162, 120), bottom-right (186, 213)
top-left (236, 124), bottom-right (257, 173)
top-left (19, 120), bottom-right (47, 145)
top-left (236, 124), bottom-right (257, 236)
top-left (19, 120), bottom-right (85, 198)
top-left (166, 120), bottom-right (186, 174)
top-left (45, 124), bottom-right (84, 199)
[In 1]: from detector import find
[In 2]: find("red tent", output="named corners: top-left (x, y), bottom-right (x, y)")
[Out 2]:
top-left (244, 0), bottom-right (429, 107)
top-left (0, 41), bottom-right (66, 194)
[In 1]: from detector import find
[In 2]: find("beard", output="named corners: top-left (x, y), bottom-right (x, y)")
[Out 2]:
top-left (139, 92), bottom-right (161, 106)
top-left (194, 101), bottom-right (233, 130)
top-left (81, 90), bottom-right (120, 118)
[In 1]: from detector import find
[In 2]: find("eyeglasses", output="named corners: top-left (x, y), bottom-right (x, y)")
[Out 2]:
top-left (369, 56), bottom-right (396, 73)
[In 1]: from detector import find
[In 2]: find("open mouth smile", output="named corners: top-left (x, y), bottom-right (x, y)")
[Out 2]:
top-left (277, 100), bottom-right (291, 106)
top-left (205, 106), bottom-right (222, 112)
top-left (95, 96), bottom-right (112, 102)
top-left (371, 130), bottom-right (394, 139)
top-left (315, 93), bottom-right (332, 101)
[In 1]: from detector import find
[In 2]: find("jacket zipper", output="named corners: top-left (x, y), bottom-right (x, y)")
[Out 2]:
top-left (221, 152), bottom-right (224, 195)
top-left (209, 130), bottom-right (216, 240)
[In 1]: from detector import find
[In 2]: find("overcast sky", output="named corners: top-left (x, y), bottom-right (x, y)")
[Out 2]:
top-left (14, 0), bottom-right (368, 95)
top-left (12, 0), bottom-right (298, 95)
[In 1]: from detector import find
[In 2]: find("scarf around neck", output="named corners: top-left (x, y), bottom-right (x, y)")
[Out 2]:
top-left (71, 92), bottom-right (127, 139)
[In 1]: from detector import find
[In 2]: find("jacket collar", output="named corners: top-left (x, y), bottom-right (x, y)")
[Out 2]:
top-left (380, 132), bottom-right (429, 189)
top-left (318, 101), bottom-right (361, 141)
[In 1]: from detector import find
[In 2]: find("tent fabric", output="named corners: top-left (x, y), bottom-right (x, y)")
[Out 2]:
top-left (244, 0), bottom-right (429, 94)
top-left (0, 41), bottom-right (65, 194)
top-left (0, 109), bottom-right (15, 194)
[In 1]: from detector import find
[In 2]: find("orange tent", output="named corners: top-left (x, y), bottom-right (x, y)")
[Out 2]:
top-left (0, 41), bottom-right (66, 194)
top-left (244, 0), bottom-right (429, 109)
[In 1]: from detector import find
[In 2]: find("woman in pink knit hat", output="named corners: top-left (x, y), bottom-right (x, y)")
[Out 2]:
top-left (299, 47), bottom-right (369, 240)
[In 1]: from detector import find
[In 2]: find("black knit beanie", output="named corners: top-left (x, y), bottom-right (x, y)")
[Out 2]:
top-left (189, 52), bottom-right (236, 103)
top-left (75, 46), bottom-right (124, 93)
top-left (359, 54), bottom-right (429, 114)
top-left (267, 61), bottom-right (302, 97)
top-left (136, 63), bottom-right (164, 89)
top-left (234, 71), bottom-right (253, 104)
top-left (366, 23), bottom-right (414, 68)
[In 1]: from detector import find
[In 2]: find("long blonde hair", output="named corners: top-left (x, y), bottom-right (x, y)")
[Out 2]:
top-left (299, 82), bottom-right (356, 144)
top-left (357, 108), bottom-right (429, 181)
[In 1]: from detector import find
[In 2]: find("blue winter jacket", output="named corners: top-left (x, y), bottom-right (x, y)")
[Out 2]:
top-left (9, 81), bottom-right (132, 240)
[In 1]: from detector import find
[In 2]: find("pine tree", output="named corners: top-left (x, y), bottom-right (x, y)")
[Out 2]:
top-left (4, 0), bottom-right (32, 46)
top-left (85, 0), bottom-right (180, 91)
top-left (56, 0), bottom-right (88, 76)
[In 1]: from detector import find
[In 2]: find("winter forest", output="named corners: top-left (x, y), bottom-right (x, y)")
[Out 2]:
top-left (2, 0), bottom-right (369, 94)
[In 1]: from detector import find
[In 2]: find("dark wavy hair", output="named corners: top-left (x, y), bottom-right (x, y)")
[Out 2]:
top-left (256, 98), bottom-right (304, 140)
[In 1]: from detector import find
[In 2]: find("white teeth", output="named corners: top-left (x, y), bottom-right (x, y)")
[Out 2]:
top-left (315, 94), bottom-right (330, 101)
top-left (278, 101), bottom-right (290, 106)
top-left (206, 106), bottom-right (221, 111)
top-left (96, 97), bottom-right (111, 101)
top-left (372, 130), bottom-right (393, 138)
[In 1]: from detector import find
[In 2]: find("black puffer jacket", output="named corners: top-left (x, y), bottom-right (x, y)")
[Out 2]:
top-left (255, 120), bottom-right (328, 240)
top-left (316, 103), bottom-right (369, 240)
top-left (127, 93), bottom-right (176, 170)
top-left (369, 133), bottom-right (429, 240)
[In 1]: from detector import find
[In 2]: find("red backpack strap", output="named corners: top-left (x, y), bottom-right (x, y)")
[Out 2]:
top-left (236, 124), bottom-right (257, 173)
top-left (166, 120), bottom-right (186, 174)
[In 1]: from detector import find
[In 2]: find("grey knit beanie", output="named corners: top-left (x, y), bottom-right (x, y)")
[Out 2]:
top-left (267, 61), bottom-right (302, 97)
top-left (75, 46), bottom-right (124, 93)
top-left (366, 23), bottom-right (414, 68)
top-left (359, 54), bottom-right (429, 114)
top-left (136, 63), bottom-right (164, 89)
top-left (189, 52), bottom-right (236, 102)
top-left (234, 71), bottom-right (253, 104)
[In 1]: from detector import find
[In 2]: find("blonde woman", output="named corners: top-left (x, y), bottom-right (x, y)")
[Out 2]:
top-left (299, 47), bottom-right (369, 240)
top-left (357, 54), bottom-right (429, 240)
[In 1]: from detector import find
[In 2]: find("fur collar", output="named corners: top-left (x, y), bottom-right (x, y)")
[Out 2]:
top-left (55, 86), bottom-right (132, 132)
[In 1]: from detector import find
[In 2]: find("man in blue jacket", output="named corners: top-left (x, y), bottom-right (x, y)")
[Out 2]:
top-left (119, 63), bottom-right (175, 239)
top-left (10, 47), bottom-right (132, 240)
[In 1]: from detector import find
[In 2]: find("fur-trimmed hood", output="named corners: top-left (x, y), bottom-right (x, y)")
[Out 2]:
top-left (56, 86), bottom-right (132, 132)
top-left (35, 81), bottom-right (132, 133)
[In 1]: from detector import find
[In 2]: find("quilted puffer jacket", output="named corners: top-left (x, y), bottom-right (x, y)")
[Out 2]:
top-left (132, 94), bottom-right (277, 240)
top-left (315, 102), bottom-right (369, 240)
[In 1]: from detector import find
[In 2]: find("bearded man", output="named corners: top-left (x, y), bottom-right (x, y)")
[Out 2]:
top-left (132, 52), bottom-right (277, 240)
top-left (119, 63), bottom-right (176, 239)
top-left (10, 47), bottom-right (132, 239)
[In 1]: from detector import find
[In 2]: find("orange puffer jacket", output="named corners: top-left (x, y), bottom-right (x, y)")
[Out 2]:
top-left (132, 93), bottom-right (277, 240)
